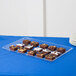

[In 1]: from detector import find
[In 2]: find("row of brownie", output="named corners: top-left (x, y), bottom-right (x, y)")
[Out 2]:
top-left (27, 50), bottom-right (61, 60)
top-left (9, 46), bottom-right (64, 61)
top-left (23, 40), bottom-right (66, 53)
top-left (28, 50), bottom-right (59, 61)
top-left (10, 40), bottom-right (66, 53)
top-left (23, 40), bottom-right (56, 50)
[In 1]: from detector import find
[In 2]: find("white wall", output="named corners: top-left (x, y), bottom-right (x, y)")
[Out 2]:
top-left (46, 0), bottom-right (76, 37)
top-left (0, 0), bottom-right (28, 36)
top-left (0, 0), bottom-right (76, 37)
top-left (26, 0), bottom-right (43, 36)
top-left (0, 0), bottom-right (44, 36)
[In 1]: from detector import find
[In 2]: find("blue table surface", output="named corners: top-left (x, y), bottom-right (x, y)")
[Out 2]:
top-left (0, 35), bottom-right (76, 76)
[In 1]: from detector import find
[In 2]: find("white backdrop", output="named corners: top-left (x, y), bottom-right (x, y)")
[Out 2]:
top-left (46, 0), bottom-right (76, 37)
top-left (0, 0), bottom-right (28, 36)
top-left (26, 0), bottom-right (43, 36)
top-left (0, 0), bottom-right (43, 36)
top-left (0, 0), bottom-right (76, 37)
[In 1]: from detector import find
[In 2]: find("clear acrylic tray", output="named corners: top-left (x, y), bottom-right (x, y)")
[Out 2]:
top-left (2, 37), bottom-right (73, 62)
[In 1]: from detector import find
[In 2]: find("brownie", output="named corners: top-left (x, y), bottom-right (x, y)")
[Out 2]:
top-left (36, 49), bottom-right (51, 58)
top-left (24, 45), bottom-right (33, 50)
top-left (30, 41), bottom-right (39, 47)
top-left (9, 45), bottom-right (18, 51)
top-left (28, 50), bottom-right (36, 56)
top-left (45, 54), bottom-right (56, 60)
top-left (57, 48), bottom-right (66, 53)
top-left (36, 53), bottom-right (45, 58)
top-left (16, 44), bottom-right (25, 48)
top-left (18, 48), bottom-right (27, 53)
top-left (51, 51), bottom-right (61, 57)
top-left (42, 49), bottom-right (51, 54)
top-left (23, 40), bottom-right (31, 45)
top-left (40, 44), bottom-right (48, 49)
top-left (34, 47), bottom-right (42, 52)
top-left (48, 46), bottom-right (57, 51)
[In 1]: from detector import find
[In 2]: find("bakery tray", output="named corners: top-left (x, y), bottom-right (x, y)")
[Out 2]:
top-left (2, 37), bottom-right (73, 62)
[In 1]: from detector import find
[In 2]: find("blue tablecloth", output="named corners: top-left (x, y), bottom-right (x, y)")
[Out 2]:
top-left (0, 35), bottom-right (76, 76)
